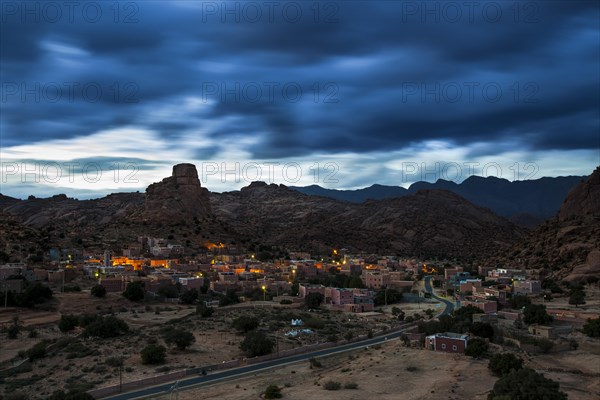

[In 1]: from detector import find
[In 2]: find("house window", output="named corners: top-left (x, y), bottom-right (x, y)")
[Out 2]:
top-left (452, 345), bottom-right (457, 351)
top-left (441, 344), bottom-right (446, 349)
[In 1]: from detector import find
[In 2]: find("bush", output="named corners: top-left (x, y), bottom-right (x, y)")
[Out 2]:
top-left (232, 316), bottom-right (260, 334)
top-left (279, 299), bottom-right (293, 305)
top-left (105, 356), bottom-right (124, 368)
top-left (240, 330), bottom-right (274, 357)
top-left (488, 367), bottom-right (567, 399)
top-left (523, 304), bottom-right (552, 325)
top-left (488, 353), bottom-right (523, 376)
top-left (309, 357), bottom-right (322, 368)
top-left (305, 292), bottom-right (324, 308)
top-left (141, 344), bottom-right (166, 365)
top-left (323, 381), bottom-right (341, 391)
top-left (59, 314), bottom-right (79, 332)
top-left (83, 315), bottom-right (129, 338)
top-left (91, 284), bottom-right (106, 298)
top-left (344, 382), bottom-right (358, 389)
top-left (465, 337), bottom-right (488, 357)
top-left (196, 303), bottom-right (214, 318)
top-left (122, 281), bottom-right (145, 301)
top-left (163, 328), bottom-right (196, 350)
top-left (582, 318), bottom-right (600, 337)
top-left (180, 288), bottom-right (199, 304)
top-left (26, 341), bottom-right (47, 361)
top-left (264, 384), bottom-right (283, 399)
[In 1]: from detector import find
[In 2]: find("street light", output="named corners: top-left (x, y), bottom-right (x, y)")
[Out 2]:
top-left (261, 285), bottom-right (266, 301)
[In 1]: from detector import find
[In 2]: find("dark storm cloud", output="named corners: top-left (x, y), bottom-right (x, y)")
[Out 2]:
top-left (1, 0), bottom-right (598, 159)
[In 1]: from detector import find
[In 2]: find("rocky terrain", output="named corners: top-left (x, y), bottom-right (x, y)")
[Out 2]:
top-left (488, 166), bottom-right (600, 282)
top-left (1, 163), bottom-right (525, 260)
top-left (292, 175), bottom-right (586, 228)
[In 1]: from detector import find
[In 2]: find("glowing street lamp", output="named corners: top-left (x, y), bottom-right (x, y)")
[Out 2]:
top-left (261, 285), bottom-right (266, 301)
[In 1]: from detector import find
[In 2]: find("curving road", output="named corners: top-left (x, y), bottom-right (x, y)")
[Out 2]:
top-left (423, 276), bottom-right (455, 317)
top-left (101, 326), bottom-right (414, 399)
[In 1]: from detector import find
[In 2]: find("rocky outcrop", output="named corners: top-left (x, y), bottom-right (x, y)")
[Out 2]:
top-left (489, 166), bottom-right (600, 282)
top-left (144, 163), bottom-right (211, 223)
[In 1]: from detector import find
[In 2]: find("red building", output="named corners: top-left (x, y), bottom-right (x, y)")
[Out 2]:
top-left (425, 332), bottom-right (469, 353)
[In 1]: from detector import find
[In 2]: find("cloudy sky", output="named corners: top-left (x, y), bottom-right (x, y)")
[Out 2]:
top-left (1, 1), bottom-right (599, 198)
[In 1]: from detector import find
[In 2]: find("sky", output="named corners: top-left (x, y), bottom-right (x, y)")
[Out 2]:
top-left (1, 0), bottom-right (599, 199)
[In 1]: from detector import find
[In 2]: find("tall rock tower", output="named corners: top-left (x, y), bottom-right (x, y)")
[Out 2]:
top-left (144, 163), bottom-right (211, 224)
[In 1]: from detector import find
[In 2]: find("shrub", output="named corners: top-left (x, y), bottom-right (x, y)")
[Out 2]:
top-left (488, 353), bottom-right (523, 376)
top-left (323, 381), bottom-right (341, 390)
top-left (26, 341), bottom-right (48, 361)
top-left (83, 315), bottom-right (129, 338)
top-left (279, 299), bottom-right (293, 305)
top-left (91, 284), bottom-right (107, 298)
top-left (305, 292), bottom-right (324, 309)
top-left (232, 316), bottom-right (260, 334)
top-left (309, 357), bottom-right (322, 368)
top-left (344, 382), bottom-right (358, 389)
top-left (240, 330), bottom-right (274, 357)
top-left (582, 318), bottom-right (600, 338)
top-left (59, 314), bottom-right (79, 332)
top-left (264, 384), bottom-right (283, 399)
top-left (163, 328), bottom-right (196, 350)
top-left (196, 303), bottom-right (214, 318)
top-left (179, 288), bottom-right (199, 304)
top-left (141, 344), bottom-right (166, 365)
top-left (489, 367), bottom-right (567, 399)
top-left (465, 337), bottom-right (488, 357)
top-left (122, 281), bottom-right (145, 301)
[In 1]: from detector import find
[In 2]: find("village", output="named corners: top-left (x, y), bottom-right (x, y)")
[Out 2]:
top-left (1, 240), bottom-right (599, 399)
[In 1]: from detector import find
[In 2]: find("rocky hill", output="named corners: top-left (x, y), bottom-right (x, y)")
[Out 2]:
top-left (1, 163), bottom-right (524, 261)
top-left (488, 166), bottom-right (600, 282)
top-left (291, 175), bottom-right (586, 227)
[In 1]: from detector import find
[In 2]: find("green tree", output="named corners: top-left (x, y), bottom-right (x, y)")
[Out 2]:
top-left (264, 385), bottom-right (283, 399)
top-left (196, 303), bottom-right (214, 318)
top-left (523, 304), bottom-right (552, 325)
top-left (488, 368), bottom-right (567, 400)
top-left (141, 344), bottom-right (166, 364)
top-left (91, 284), bottom-right (106, 298)
top-left (122, 281), bottom-right (145, 301)
top-left (305, 292), bottom-right (324, 309)
top-left (568, 290), bottom-right (585, 307)
top-left (179, 288), bottom-right (199, 304)
top-left (232, 316), bottom-right (260, 334)
top-left (470, 322), bottom-right (494, 339)
top-left (488, 353), bottom-right (523, 376)
top-left (164, 329), bottom-right (196, 350)
top-left (465, 337), bottom-right (488, 357)
top-left (582, 317), bottom-right (600, 337)
top-left (219, 289), bottom-right (240, 306)
top-left (240, 330), bottom-right (274, 357)
top-left (509, 295), bottom-right (531, 310)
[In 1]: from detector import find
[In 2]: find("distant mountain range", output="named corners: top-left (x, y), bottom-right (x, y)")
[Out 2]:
top-left (291, 175), bottom-right (587, 227)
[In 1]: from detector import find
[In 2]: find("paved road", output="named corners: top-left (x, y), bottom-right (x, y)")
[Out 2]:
top-left (101, 326), bottom-right (413, 400)
top-left (423, 276), bottom-right (455, 317)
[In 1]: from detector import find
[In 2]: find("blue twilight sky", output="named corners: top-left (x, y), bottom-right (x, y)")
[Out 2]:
top-left (0, 0), bottom-right (599, 199)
